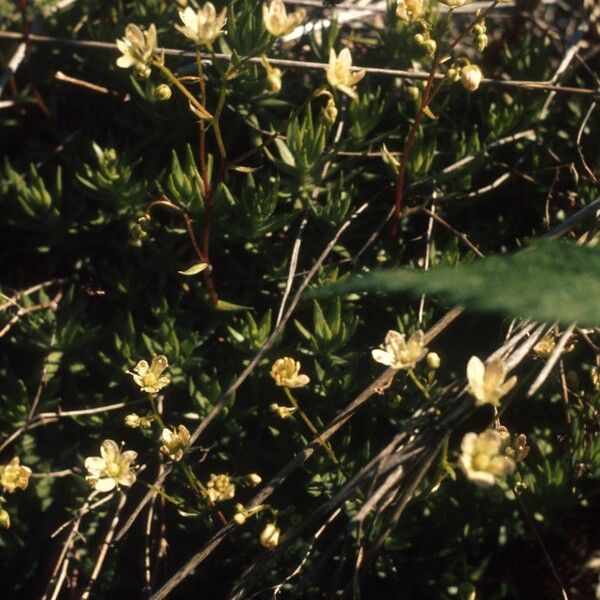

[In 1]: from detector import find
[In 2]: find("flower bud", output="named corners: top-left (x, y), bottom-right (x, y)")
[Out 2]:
top-left (125, 413), bottom-right (141, 428)
top-left (476, 34), bottom-right (488, 52)
top-left (154, 84), bottom-right (172, 101)
top-left (0, 508), bottom-right (10, 529)
top-left (413, 33), bottom-right (425, 45)
top-left (406, 86), bottom-right (420, 100)
top-left (461, 64), bottom-right (482, 92)
top-left (260, 523), bottom-right (280, 549)
top-left (426, 352), bottom-right (441, 370)
top-left (233, 512), bottom-right (246, 525)
top-left (246, 473), bottom-right (262, 486)
top-left (423, 39), bottom-right (436, 57)
top-left (322, 97), bottom-right (338, 124)
top-left (266, 69), bottom-right (283, 93)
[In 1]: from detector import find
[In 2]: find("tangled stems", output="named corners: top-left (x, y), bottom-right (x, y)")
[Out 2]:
top-left (147, 198), bottom-right (219, 306)
top-left (283, 387), bottom-right (341, 467)
top-left (391, 1), bottom-right (500, 239)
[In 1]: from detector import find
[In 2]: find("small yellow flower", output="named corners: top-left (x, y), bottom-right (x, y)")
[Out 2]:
top-left (0, 457), bottom-right (32, 493)
top-left (326, 48), bottom-right (366, 99)
top-left (466, 356), bottom-right (517, 406)
top-left (371, 330), bottom-right (428, 370)
top-left (270, 357), bottom-right (310, 388)
top-left (260, 55), bottom-right (283, 93)
top-left (396, 0), bottom-right (423, 22)
top-left (116, 23), bottom-right (158, 78)
top-left (270, 403), bottom-right (297, 419)
top-left (262, 0), bottom-right (306, 37)
top-left (206, 473), bottom-right (235, 503)
top-left (175, 3), bottom-right (227, 46)
top-left (461, 63), bottom-right (483, 92)
top-left (260, 523), bottom-right (281, 549)
top-left (160, 425), bottom-right (191, 462)
top-left (127, 355), bottom-right (170, 394)
top-left (459, 429), bottom-right (516, 488)
top-left (0, 508), bottom-right (10, 529)
top-left (85, 439), bottom-right (137, 492)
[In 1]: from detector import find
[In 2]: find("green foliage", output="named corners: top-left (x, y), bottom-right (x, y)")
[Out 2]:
top-left (1, 1), bottom-right (599, 599)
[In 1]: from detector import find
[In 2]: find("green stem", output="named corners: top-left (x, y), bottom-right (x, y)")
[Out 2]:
top-left (211, 83), bottom-right (227, 161)
top-left (154, 61), bottom-right (212, 120)
top-left (283, 387), bottom-right (340, 467)
top-left (407, 368), bottom-right (430, 400)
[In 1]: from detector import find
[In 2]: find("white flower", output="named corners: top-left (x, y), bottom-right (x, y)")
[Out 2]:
top-left (116, 23), bottom-right (158, 78)
top-left (262, 0), bottom-right (306, 37)
top-left (461, 63), bottom-right (483, 92)
top-left (467, 356), bottom-right (517, 406)
top-left (326, 48), bottom-right (366, 99)
top-left (458, 430), bottom-right (516, 488)
top-left (175, 3), bottom-right (227, 46)
top-left (270, 403), bottom-right (297, 419)
top-left (85, 439), bottom-right (137, 492)
top-left (160, 425), bottom-right (191, 462)
top-left (270, 357), bottom-right (310, 388)
top-left (371, 330), bottom-right (428, 370)
top-left (260, 523), bottom-right (281, 549)
top-left (127, 355), bottom-right (170, 394)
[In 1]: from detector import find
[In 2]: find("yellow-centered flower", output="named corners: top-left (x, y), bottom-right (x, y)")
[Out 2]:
top-left (116, 24), bottom-right (158, 78)
top-left (466, 356), bottom-right (517, 406)
top-left (0, 457), bottom-right (32, 493)
top-left (458, 429), bottom-right (516, 488)
top-left (127, 355), bottom-right (170, 394)
top-left (262, 0), bottom-right (306, 37)
top-left (175, 3), bottom-right (227, 46)
top-left (371, 330), bottom-right (428, 370)
top-left (206, 473), bottom-right (235, 503)
top-left (326, 48), bottom-right (366, 99)
top-left (160, 425), bottom-right (191, 462)
top-left (85, 440), bottom-right (137, 492)
top-left (270, 357), bottom-right (310, 388)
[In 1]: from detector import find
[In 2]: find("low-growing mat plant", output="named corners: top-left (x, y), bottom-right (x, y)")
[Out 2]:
top-left (1, 0), bottom-right (599, 598)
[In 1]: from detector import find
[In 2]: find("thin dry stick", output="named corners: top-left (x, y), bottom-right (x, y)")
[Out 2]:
top-left (527, 324), bottom-right (576, 396)
top-left (80, 491), bottom-right (129, 600)
top-left (418, 200), bottom-right (436, 324)
top-left (575, 101), bottom-right (598, 183)
top-left (420, 206), bottom-right (485, 257)
top-left (0, 32), bottom-right (597, 95)
top-left (42, 490), bottom-right (100, 600)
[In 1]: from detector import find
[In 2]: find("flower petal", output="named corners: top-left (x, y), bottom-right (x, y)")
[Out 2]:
top-left (95, 477), bottom-right (117, 492)
top-left (371, 349), bottom-right (395, 366)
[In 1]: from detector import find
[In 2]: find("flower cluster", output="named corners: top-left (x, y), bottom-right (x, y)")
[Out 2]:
top-left (206, 473), bottom-right (236, 503)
